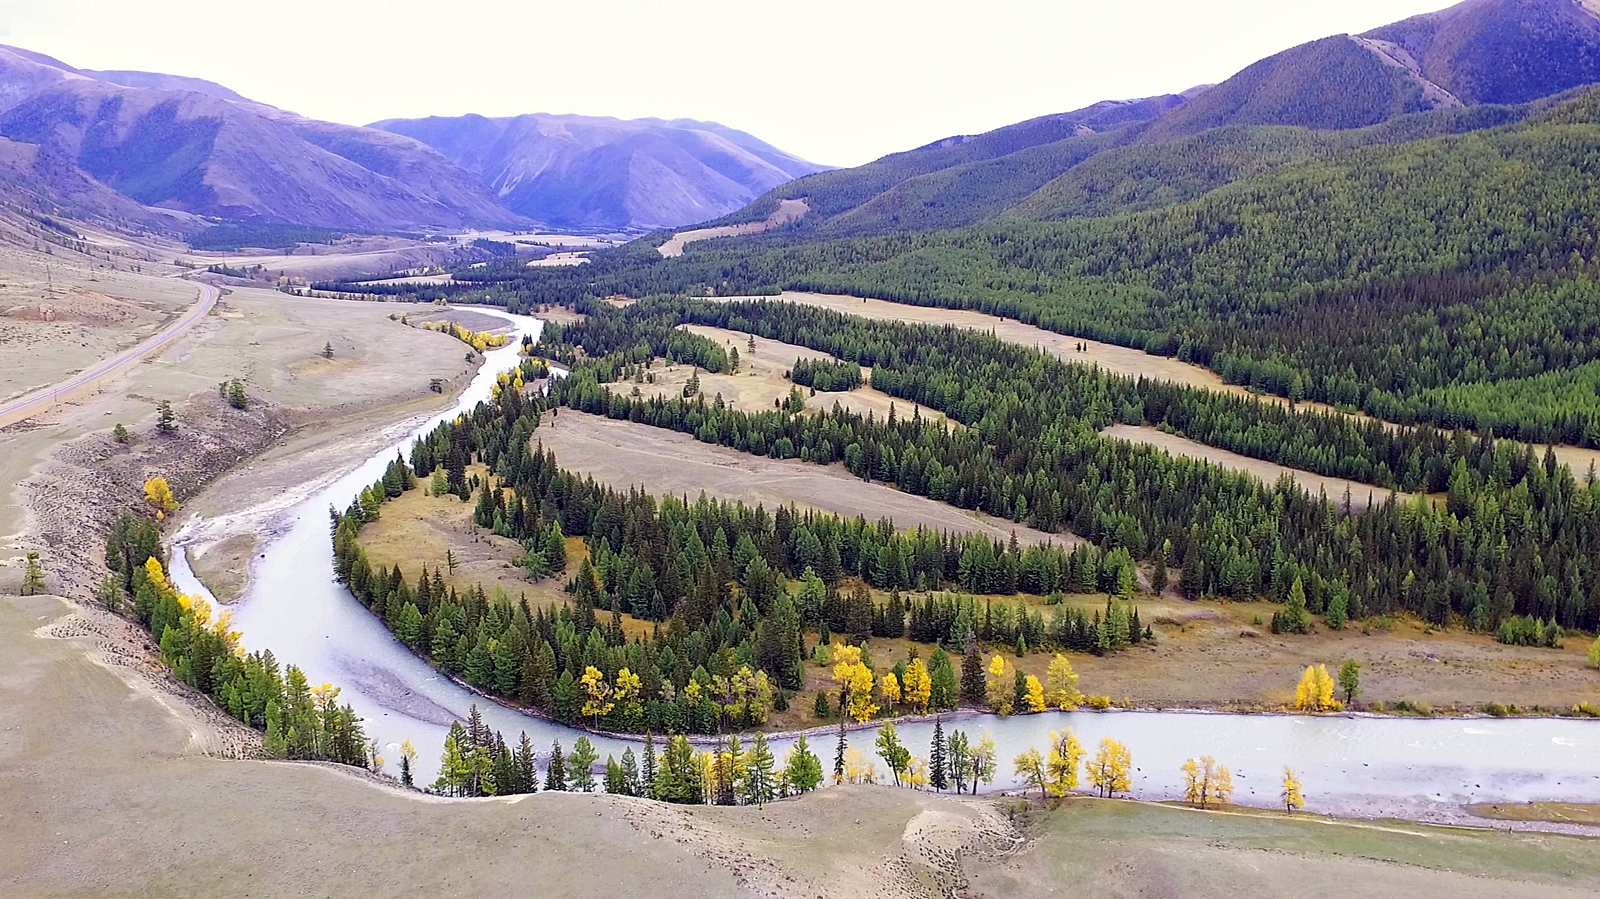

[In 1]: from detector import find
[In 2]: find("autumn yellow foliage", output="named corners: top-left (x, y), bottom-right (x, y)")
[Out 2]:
top-left (1045, 729), bottom-right (1084, 796)
top-left (1293, 664), bottom-right (1342, 712)
top-left (144, 476), bottom-right (178, 520)
top-left (900, 657), bottom-right (932, 713)
top-left (1181, 756), bottom-right (1233, 808)
top-left (1045, 653), bottom-right (1083, 710)
top-left (1022, 675), bottom-right (1046, 713)
top-left (986, 654), bottom-right (1014, 715)
top-left (1087, 738), bottom-right (1132, 798)
top-left (1281, 767), bottom-right (1305, 813)
top-left (832, 644), bottom-right (878, 723)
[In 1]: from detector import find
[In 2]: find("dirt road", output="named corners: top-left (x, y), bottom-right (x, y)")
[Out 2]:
top-left (0, 280), bottom-right (218, 428)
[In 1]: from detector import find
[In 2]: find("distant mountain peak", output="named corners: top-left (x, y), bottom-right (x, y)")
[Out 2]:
top-left (371, 112), bottom-right (829, 232)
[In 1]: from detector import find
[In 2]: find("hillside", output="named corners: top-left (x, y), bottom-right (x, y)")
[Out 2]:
top-left (1367, 0), bottom-right (1600, 104)
top-left (370, 113), bottom-right (829, 232)
top-left (688, 0), bottom-right (1600, 245)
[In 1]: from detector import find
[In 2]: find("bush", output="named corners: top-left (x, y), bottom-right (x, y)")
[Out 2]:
top-left (1482, 702), bottom-right (1508, 717)
top-left (1085, 694), bottom-right (1112, 710)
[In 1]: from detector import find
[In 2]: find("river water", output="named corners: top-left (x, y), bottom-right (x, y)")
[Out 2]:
top-left (169, 308), bottom-right (1600, 815)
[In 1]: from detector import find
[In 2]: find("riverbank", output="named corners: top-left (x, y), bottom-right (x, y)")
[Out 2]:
top-left (7, 590), bottom-right (1597, 898)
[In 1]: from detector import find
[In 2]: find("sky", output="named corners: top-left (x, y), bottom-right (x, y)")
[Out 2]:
top-left (3, 0), bottom-right (1453, 167)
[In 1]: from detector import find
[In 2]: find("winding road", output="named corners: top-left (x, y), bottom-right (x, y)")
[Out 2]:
top-left (0, 280), bottom-right (219, 428)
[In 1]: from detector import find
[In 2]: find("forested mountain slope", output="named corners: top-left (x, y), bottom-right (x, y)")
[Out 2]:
top-left (713, 93), bottom-right (1190, 235)
top-left (1367, 0), bottom-right (1600, 104)
top-left (696, 0), bottom-right (1600, 245)
top-left (454, 87), bottom-right (1600, 448)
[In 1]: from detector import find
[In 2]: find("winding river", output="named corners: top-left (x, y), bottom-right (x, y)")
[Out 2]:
top-left (170, 308), bottom-right (1600, 817)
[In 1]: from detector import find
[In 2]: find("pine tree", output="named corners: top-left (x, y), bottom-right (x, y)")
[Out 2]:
top-left (814, 689), bottom-right (831, 719)
top-left (621, 747), bottom-right (641, 796)
top-left (155, 400), bottom-right (177, 433)
top-left (568, 736), bottom-right (599, 792)
top-left (960, 634), bottom-right (985, 704)
top-left (642, 732), bottom-right (658, 795)
top-left (833, 720), bottom-right (847, 785)
top-left (744, 733), bottom-right (776, 806)
top-left (1337, 659), bottom-right (1362, 706)
top-left (514, 732), bottom-right (537, 794)
top-left (545, 739), bottom-right (567, 791)
top-left (929, 717), bottom-right (949, 792)
top-left (784, 735), bottom-right (823, 793)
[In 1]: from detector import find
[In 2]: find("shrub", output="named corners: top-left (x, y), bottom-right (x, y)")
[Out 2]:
top-left (1086, 694), bottom-right (1112, 710)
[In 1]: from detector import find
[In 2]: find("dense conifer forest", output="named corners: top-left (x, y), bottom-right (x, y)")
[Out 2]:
top-left (543, 299), bottom-right (1600, 632)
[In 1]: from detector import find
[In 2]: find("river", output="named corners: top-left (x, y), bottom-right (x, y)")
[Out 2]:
top-left (169, 308), bottom-right (1600, 816)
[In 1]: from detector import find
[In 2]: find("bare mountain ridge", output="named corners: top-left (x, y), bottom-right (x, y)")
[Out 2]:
top-left (0, 46), bottom-right (523, 232)
top-left (0, 47), bottom-right (825, 234)
top-left (370, 112), bottom-right (830, 232)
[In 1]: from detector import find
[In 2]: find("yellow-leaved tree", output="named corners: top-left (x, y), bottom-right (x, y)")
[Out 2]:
top-left (144, 476), bottom-right (178, 520)
top-left (1045, 653), bottom-right (1082, 710)
top-left (1022, 675), bottom-right (1047, 713)
top-left (614, 667), bottom-right (643, 720)
top-left (1181, 756), bottom-right (1233, 808)
top-left (1281, 767), bottom-right (1305, 814)
top-left (832, 644), bottom-right (878, 723)
top-left (901, 657), bottom-right (932, 713)
top-left (580, 665), bottom-right (614, 725)
top-left (1087, 738), bottom-right (1132, 798)
top-left (1013, 747), bottom-right (1047, 798)
top-left (1045, 728), bottom-right (1084, 797)
top-left (879, 671), bottom-right (902, 710)
top-left (1293, 664), bottom-right (1342, 711)
top-left (986, 654), bottom-right (1014, 715)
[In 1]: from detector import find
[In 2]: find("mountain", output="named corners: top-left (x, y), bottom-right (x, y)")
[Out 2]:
top-left (694, 0), bottom-right (1600, 244)
top-left (370, 113), bottom-right (830, 232)
top-left (707, 93), bottom-right (1191, 239)
top-left (0, 46), bottom-right (524, 232)
top-left (1367, 0), bottom-right (1600, 104)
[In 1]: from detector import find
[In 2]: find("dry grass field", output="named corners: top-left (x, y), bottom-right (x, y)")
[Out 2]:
top-left (711, 291), bottom-right (1600, 476)
top-left (1103, 423), bottom-right (1394, 511)
top-left (658, 323), bottom-right (949, 424)
top-left (535, 409), bottom-right (1061, 546)
top-left (656, 198), bottom-right (809, 258)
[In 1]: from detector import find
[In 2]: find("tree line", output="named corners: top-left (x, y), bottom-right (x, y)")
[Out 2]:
top-left (543, 298), bottom-right (1600, 632)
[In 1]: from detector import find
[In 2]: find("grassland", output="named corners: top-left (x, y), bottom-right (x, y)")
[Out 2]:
top-left (1102, 423), bottom-right (1397, 511)
top-left (535, 409), bottom-right (1058, 545)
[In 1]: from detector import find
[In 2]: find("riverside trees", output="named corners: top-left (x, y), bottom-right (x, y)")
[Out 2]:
top-left (101, 513), bottom-right (368, 768)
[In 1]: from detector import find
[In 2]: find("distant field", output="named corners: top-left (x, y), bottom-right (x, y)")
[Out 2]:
top-left (1102, 424), bottom-right (1391, 510)
top-left (672, 323), bottom-right (949, 423)
top-left (980, 798), bottom-right (1600, 899)
top-left (356, 465), bottom-right (580, 610)
top-left (657, 198), bottom-right (809, 258)
top-left (715, 291), bottom-right (1600, 477)
top-left (535, 409), bottom-right (1061, 546)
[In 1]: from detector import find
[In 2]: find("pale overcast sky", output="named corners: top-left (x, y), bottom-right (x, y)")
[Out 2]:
top-left (4, 0), bottom-right (1452, 167)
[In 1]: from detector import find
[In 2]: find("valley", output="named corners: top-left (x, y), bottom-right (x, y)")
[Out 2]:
top-left (4, 1), bottom-right (1600, 896)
